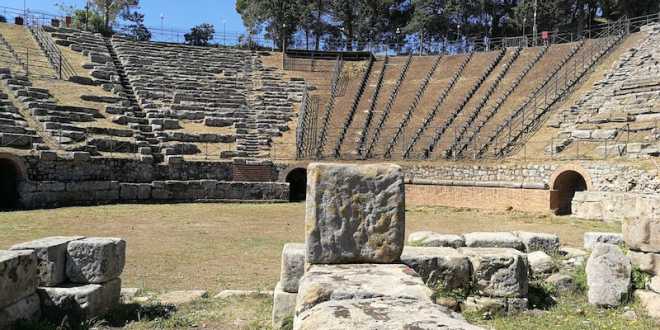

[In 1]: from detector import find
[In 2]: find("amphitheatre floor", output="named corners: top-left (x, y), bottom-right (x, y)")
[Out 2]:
top-left (0, 203), bottom-right (618, 292)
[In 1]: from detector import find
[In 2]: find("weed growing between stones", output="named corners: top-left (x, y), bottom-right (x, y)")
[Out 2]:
top-left (632, 267), bottom-right (651, 290)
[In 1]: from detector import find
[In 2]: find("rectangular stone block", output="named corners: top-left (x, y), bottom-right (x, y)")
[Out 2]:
top-left (0, 293), bottom-right (41, 329)
top-left (583, 232), bottom-right (623, 250)
top-left (0, 250), bottom-right (38, 309)
top-left (464, 232), bottom-right (525, 251)
top-left (458, 248), bottom-right (529, 298)
top-left (305, 163), bottom-right (405, 264)
top-left (400, 246), bottom-right (472, 290)
top-left (272, 282), bottom-right (296, 330)
top-left (514, 231), bottom-right (560, 254)
top-left (296, 264), bottom-right (432, 315)
top-left (66, 238), bottom-right (126, 284)
top-left (280, 243), bottom-right (305, 293)
top-left (38, 278), bottom-right (121, 324)
top-left (10, 236), bottom-right (85, 286)
top-left (623, 217), bottom-right (660, 253)
top-left (629, 250), bottom-right (660, 275)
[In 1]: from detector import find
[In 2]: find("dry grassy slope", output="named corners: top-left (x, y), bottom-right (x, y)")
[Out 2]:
top-left (0, 23), bottom-right (55, 78)
top-left (510, 32), bottom-right (648, 161)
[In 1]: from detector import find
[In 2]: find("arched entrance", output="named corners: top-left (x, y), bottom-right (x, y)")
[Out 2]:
top-left (0, 158), bottom-right (20, 210)
top-left (286, 168), bottom-right (307, 202)
top-left (551, 170), bottom-right (588, 215)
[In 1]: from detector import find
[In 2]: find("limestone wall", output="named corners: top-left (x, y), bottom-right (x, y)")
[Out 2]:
top-left (572, 191), bottom-right (660, 222)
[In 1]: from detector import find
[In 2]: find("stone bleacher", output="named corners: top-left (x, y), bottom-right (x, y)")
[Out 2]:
top-left (0, 69), bottom-right (42, 149)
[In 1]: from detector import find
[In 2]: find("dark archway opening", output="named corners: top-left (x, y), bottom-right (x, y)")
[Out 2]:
top-left (0, 159), bottom-right (20, 210)
top-left (552, 171), bottom-right (587, 215)
top-left (286, 168), bottom-right (307, 202)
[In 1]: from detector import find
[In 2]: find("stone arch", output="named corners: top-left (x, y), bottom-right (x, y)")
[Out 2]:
top-left (285, 167), bottom-right (307, 202)
top-left (550, 165), bottom-right (592, 215)
top-left (0, 153), bottom-right (26, 210)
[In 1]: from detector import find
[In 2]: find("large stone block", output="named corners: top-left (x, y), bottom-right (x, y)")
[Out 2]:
top-left (586, 244), bottom-right (631, 307)
top-left (464, 232), bottom-right (525, 251)
top-left (0, 293), bottom-right (41, 329)
top-left (66, 238), bottom-right (126, 284)
top-left (527, 251), bottom-right (557, 277)
top-left (296, 264), bottom-right (432, 315)
top-left (458, 248), bottom-right (529, 298)
top-left (629, 250), bottom-right (660, 275)
top-left (400, 246), bottom-right (472, 290)
top-left (294, 297), bottom-right (483, 330)
top-left (635, 290), bottom-right (660, 319)
top-left (280, 243), bottom-right (305, 293)
top-left (0, 250), bottom-right (38, 309)
top-left (623, 217), bottom-right (660, 253)
top-left (408, 231), bottom-right (465, 248)
top-left (10, 236), bottom-right (85, 286)
top-left (514, 231), bottom-right (560, 254)
top-left (305, 163), bottom-right (405, 264)
top-left (272, 282), bottom-right (296, 330)
top-left (38, 278), bottom-right (121, 324)
top-left (583, 232), bottom-right (623, 250)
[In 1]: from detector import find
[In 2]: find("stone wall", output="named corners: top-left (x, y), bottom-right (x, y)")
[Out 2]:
top-left (572, 192), bottom-right (660, 222)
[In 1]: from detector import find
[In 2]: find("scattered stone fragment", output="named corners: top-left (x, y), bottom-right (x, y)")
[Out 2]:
top-left (272, 282), bottom-right (296, 330)
top-left (622, 310), bottom-right (638, 321)
top-left (407, 231), bottom-right (465, 248)
top-left (463, 296), bottom-right (528, 316)
top-left (294, 297), bottom-right (484, 330)
top-left (10, 236), bottom-right (84, 286)
top-left (296, 264), bottom-right (432, 315)
top-left (305, 163), bottom-right (405, 264)
top-left (586, 244), bottom-right (631, 307)
top-left (527, 251), bottom-right (557, 277)
top-left (38, 278), bottom-right (121, 324)
top-left (463, 232), bottom-right (525, 251)
top-left (0, 250), bottom-right (38, 309)
top-left (458, 248), bottom-right (529, 298)
top-left (280, 243), bottom-right (305, 293)
top-left (66, 237), bottom-right (126, 284)
top-left (514, 231), bottom-right (560, 253)
top-left (120, 287), bottom-right (141, 303)
top-left (583, 232), bottom-right (623, 250)
top-left (214, 290), bottom-right (272, 300)
top-left (544, 273), bottom-right (576, 295)
top-left (650, 276), bottom-right (660, 294)
top-left (400, 246), bottom-right (471, 290)
top-left (158, 290), bottom-right (208, 305)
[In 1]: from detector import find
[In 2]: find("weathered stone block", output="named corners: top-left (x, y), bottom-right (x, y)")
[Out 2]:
top-left (514, 231), bottom-right (560, 253)
top-left (408, 231), bottom-right (465, 248)
top-left (464, 232), bottom-right (525, 251)
top-left (10, 236), bottom-right (85, 286)
top-left (294, 297), bottom-right (483, 330)
top-left (586, 244), bottom-right (631, 307)
top-left (544, 273), bottom-right (576, 295)
top-left (0, 250), bottom-right (38, 309)
top-left (66, 238), bottom-right (126, 284)
top-left (527, 251), bottom-right (557, 277)
top-left (623, 217), bottom-right (660, 253)
top-left (634, 290), bottom-right (660, 319)
top-left (400, 246), bottom-right (471, 290)
top-left (296, 264), bottom-right (432, 315)
top-left (305, 163), bottom-right (405, 264)
top-left (583, 232), bottom-right (623, 250)
top-left (280, 243), bottom-right (305, 293)
top-left (38, 278), bottom-right (121, 324)
top-left (0, 293), bottom-right (41, 329)
top-left (462, 296), bottom-right (527, 316)
top-left (272, 282), bottom-right (296, 330)
top-left (458, 248), bottom-right (529, 298)
top-left (629, 250), bottom-right (660, 275)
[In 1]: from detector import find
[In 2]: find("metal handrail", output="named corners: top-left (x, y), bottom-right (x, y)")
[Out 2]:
top-left (29, 25), bottom-right (76, 80)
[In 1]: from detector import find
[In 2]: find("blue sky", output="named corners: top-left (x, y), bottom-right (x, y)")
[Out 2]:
top-left (1, 0), bottom-right (247, 35)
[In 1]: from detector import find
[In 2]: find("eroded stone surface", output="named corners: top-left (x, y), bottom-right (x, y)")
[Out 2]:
top-left (464, 232), bottom-right (525, 251)
top-left (528, 251), bottom-right (557, 277)
top-left (408, 231), bottom-right (465, 248)
top-left (38, 278), bottom-right (121, 324)
top-left (305, 163), bottom-right (405, 264)
top-left (10, 236), bottom-right (85, 286)
top-left (635, 289), bottom-right (660, 319)
top-left (294, 297), bottom-right (484, 330)
top-left (586, 244), bottom-right (631, 307)
top-left (0, 250), bottom-right (38, 309)
top-left (583, 232), bottom-right (623, 250)
top-left (462, 296), bottom-right (528, 316)
top-left (629, 250), bottom-right (660, 275)
top-left (458, 248), bottom-right (529, 298)
top-left (623, 217), bottom-right (660, 253)
top-left (0, 293), bottom-right (41, 329)
top-left (544, 273), bottom-right (576, 295)
top-left (272, 282), bottom-right (296, 330)
top-left (296, 264), bottom-right (432, 315)
top-left (514, 232), bottom-right (560, 253)
top-left (400, 246), bottom-right (471, 290)
top-left (280, 243), bottom-right (305, 293)
top-left (66, 238), bottom-right (126, 284)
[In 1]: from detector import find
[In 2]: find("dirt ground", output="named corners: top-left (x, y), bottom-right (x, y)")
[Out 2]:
top-left (0, 203), bottom-right (619, 294)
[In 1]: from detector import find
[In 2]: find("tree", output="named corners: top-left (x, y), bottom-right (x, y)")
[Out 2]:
top-left (91, 0), bottom-right (139, 31)
top-left (0, 15), bottom-right (6, 23)
top-left (185, 23), bottom-right (216, 46)
top-left (121, 11), bottom-right (151, 41)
